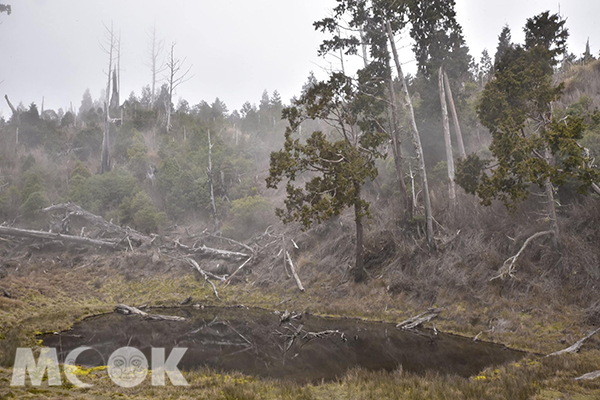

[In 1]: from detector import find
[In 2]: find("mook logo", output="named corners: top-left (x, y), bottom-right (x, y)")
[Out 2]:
top-left (10, 347), bottom-right (189, 388)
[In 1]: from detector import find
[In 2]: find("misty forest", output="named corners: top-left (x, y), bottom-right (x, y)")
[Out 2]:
top-left (1, 1), bottom-right (600, 399)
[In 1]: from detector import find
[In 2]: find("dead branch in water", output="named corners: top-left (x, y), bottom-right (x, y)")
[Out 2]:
top-left (547, 327), bottom-right (600, 357)
top-left (114, 304), bottom-right (186, 321)
top-left (396, 308), bottom-right (441, 330)
top-left (491, 230), bottom-right (553, 281)
top-left (0, 226), bottom-right (121, 250)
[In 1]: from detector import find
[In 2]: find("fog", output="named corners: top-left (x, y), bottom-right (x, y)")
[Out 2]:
top-left (0, 0), bottom-right (599, 117)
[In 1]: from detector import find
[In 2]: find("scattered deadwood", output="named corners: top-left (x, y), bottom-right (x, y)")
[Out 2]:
top-left (396, 308), bottom-right (441, 330)
top-left (174, 239), bottom-right (249, 261)
top-left (43, 203), bottom-right (150, 245)
top-left (575, 370), bottom-right (600, 381)
top-left (200, 229), bottom-right (255, 254)
top-left (491, 230), bottom-right (554, 281)
top-left (114, 304), bottom-right (186, 321)
top-left (0, 226), bottom-right (121, 250)
top-left (593, 183), bottom-right (600, 196)
top-left (183, 257), bottom-right (221, 299)
top-left (285, 250), bottom-right (305, 292)
top-left (547, 327), bottom-right (600, 357)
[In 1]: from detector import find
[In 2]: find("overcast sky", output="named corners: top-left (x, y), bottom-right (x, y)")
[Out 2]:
top-left (0, 0), bottom-right (599, 118)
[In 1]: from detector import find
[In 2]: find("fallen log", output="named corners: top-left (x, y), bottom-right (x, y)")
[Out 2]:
top-left (575, 370), bottom-right (600, 381)
top-left (175, 239), bottom-right (249, 261)
top-left (285, 250), bottom-right (305, 292)
top-left (547, 327), bottom-right (600, 357)
top-left (396, 308), bottom-right (441, 330)
top-left (224, 256), bottom-right (253, 285)
top-left (200, 229), bottom-right (255, 254)
top-left (114, 304), bottom-right (186, 321)
top-left (0, 226), bottom-right (121, 250)
top-left (183, 257), bottom-right (221, 299)
top-left (43, 203), bottom-right (150, 245)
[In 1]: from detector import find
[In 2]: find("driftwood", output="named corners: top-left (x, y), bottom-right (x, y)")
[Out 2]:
top-left (43, 203), bottom-right (150, 245)
top-left (491, 230), bottom-right (553, 281)
top-left (396, 308), bottom-right (441, 330)
top-left (175, 239), bottom-right (249, 261)
top-left (183, 257), bottom-right (221, 299)
top-left (114, 304), bottom-right (186, 321)
top-left (547, 327), bottom-right (600, 357)
top-left (575, 370), bottom-right (600, 381)
top-left (285, 250), bottom-right (305, 292)
top-left (0, 226), bottom-right (121, 249)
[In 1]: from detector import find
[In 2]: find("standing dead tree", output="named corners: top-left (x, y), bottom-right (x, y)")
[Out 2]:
top-left (386, 21), bottom-right (434, 246)
top-left (165, 42), bottom-right (192, 132)
top-left (438, 66), bottom-right (457, 206)
top-left (145, 22), bottom-right (165, 109)
top-left (207, 130), bottom-right (219, 232)
top-left (100, 22), bottom-right (121, 174)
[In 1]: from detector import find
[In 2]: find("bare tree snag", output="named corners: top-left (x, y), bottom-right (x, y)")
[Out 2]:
top-left (0, 226), bottom-right (121, 249)
top-left (491, 230), bottom-right (553, 281)
top-left (146, 23), bottom-right (165, 108)
top-left (207, 130), bottom-right (219, 232)
top-left (42, 203), bottom-right (150, 245)
top-left (285, 250), bottom-right (305, 292)
top-left (439, 66), bottom-right (457, 206)
top-left (386, 20), bottom-right (433, 247)
top-left (115, 304), bottom-right (186, 321)
top-left (396, 308), bottom-right (440, 330)
top-left (387, 64), bottom-right (412, 219)
top-left (100, 22), bottom-right (117, 174)
top-left (4, 94), bottom-right (19, 125)
top-left (443, 70), bottom-right (466, 159)
top-left (165, 42), bottom-right (192, 132)
top-left (547, 327), bottom-right (600, 357)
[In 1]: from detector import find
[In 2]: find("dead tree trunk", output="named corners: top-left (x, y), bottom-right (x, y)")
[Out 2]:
top-left (285, 250), bottom-right (305, 292)
top-left (42, 203), bottom-right (150, 245)
top-left (0, 226), bottom-right (121, 249)
top-left (544, 148), bottom-right (560, 246)
top-left (207, 130), bottom-right (220, 233)
top-left (439, 66), bottom-right (457, 206)
top-left (388, 68), bottom-right (412, 220)
top-left (353, 182), bottom-right (367, 283)
top-left (101, 22), bottom-right (116, 174)
top-left (386, 21), bottom-right (433, 246)
top-left (443, 70), bottom-right (466, 159)
top-left (4, 94), bottom-right (19, 125)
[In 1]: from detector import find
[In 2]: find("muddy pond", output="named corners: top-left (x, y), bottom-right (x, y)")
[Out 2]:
top-left (41, 307), bottom-right (524, 382)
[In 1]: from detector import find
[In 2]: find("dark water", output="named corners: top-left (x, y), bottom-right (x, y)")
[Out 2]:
top-left (41, 307), bottom-right (524, 382)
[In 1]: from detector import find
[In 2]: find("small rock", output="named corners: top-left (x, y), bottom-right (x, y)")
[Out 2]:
top-left (180, 296), bottom-right (192, 305)
top-left (2, 289), bottom-right (11, 298)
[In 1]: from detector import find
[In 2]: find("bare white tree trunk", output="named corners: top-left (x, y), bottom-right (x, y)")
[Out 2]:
top-left (165, 42), bottom-right (192, 133)
top-left (443, 70), bottom-right (466, 158)
top-left (439, 66), bottom-right (457, 206)
top-left (386, 21), bottom-right (433, 246)
top-left (101, 22), bottom-right (116, 174)
top-left (207, 130), bottom-right (219, 233)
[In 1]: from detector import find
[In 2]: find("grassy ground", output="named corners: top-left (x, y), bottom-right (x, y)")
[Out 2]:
top-left (0, 250), bottom-right (599, 399)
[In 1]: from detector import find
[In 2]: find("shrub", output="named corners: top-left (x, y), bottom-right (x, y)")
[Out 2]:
top-left (21, 191), bottom-right (49, 220)
top-left (222, 195), bottom-right (274, 239)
